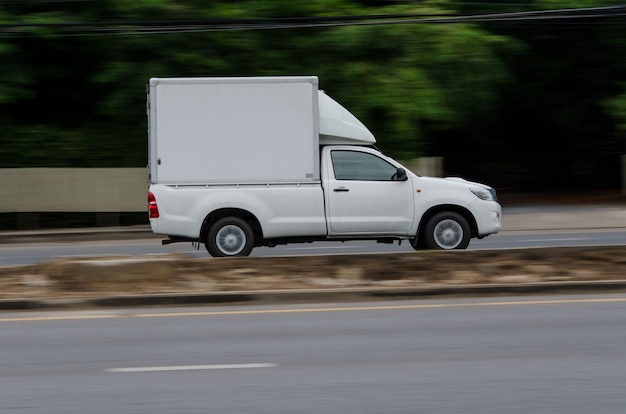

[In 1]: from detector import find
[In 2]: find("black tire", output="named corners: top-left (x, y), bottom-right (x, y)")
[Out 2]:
top-left (205, 217), bottom-right (254, 257)
top-left (424, 211), bottom-right (471, 250)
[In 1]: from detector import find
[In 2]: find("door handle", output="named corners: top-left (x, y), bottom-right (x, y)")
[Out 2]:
top-left (333, 187), bottom-right (350, 192)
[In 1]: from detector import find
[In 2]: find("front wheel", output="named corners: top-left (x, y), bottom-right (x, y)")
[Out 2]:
top-left (205, 217), bottom-right (254, 257)
top-left (424, 212), bottom-right (471, 250)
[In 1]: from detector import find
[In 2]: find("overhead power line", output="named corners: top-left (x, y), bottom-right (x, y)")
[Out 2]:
top-left (1, 5), bottom-right (625, 37)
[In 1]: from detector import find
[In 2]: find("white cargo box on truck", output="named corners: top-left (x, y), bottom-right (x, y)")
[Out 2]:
top-left (148, 76), bottom-right (321, 184)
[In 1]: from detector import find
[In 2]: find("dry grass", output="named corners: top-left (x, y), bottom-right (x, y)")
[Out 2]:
top-left (1, 246), bottom-right (625, 299)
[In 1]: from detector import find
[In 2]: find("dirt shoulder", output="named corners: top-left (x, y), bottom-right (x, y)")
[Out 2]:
top-left (1, 246), bottom-right (625, 302)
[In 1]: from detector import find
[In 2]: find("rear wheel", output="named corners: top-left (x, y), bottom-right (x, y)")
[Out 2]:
top-left (205, 217), bottom-right (254, 257)
top-left (424, 212), bottom-right (470, 250)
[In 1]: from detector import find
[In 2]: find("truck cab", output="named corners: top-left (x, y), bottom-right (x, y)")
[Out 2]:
top-left (320, 145), bottom-right (500, 249)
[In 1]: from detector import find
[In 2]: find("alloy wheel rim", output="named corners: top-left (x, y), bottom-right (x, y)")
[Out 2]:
top-left (433, 219), bottom-right (463, 249)
top-left (216, 225), bottom-right (246, 255)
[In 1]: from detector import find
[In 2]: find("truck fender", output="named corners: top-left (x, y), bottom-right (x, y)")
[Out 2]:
top-left (191, 190), bottom-right (272, 243)
top-left (413, 204), bottom-right (478, 247)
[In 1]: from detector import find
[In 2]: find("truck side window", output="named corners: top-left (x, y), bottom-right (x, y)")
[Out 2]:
top-left (331, 150), bottom-right (398, 181)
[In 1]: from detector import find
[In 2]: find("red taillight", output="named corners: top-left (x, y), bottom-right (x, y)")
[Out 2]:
top-left (148, 192), bottom-right (160, 218)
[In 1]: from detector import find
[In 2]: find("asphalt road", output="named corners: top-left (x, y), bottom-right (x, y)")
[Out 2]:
top-left (2, 294), bottom-right (625, 414)
top-left (1, 228), bottom-right (625, 266)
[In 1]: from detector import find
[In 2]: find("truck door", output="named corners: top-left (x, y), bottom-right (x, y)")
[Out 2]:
top-left (325, 149), bottom-right (414, 235)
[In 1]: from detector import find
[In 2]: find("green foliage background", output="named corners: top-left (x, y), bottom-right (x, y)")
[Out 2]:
top-left (1, 0), bottom-right (625, 191)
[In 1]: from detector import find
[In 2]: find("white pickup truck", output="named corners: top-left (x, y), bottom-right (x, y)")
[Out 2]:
top-left (147, 76), bottom-right (501, 257)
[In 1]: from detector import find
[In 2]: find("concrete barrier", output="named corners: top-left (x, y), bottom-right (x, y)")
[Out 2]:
top-left (0, 168), bottom-right (148, 213)
top-left (622, 154), bottom-right (626, 195)
top-left (401, 157), bottom-right (443, 177)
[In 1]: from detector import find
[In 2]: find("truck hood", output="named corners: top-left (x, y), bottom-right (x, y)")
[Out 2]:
top-left (442, 176), bottom-right (493, 190)
top-left (415, 175), bottom-right (495, 192)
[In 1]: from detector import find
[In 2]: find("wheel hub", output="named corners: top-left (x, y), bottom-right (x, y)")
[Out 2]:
top-left (441, 228), bottom-right (456, 242)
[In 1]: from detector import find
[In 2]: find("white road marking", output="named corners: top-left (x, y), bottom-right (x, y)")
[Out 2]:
top-left (105, 363), bottom-right (277, 373)
top-left (285, 245), bottom-right (361, 251)
top-left (146, 251), bottom-right (202, 255)
top-left (55, 254), bottom-right (124, 258)
top-left (521, 237), bottom-right (590, 242)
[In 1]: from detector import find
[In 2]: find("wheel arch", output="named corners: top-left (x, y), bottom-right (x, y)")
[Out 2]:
top-left (416, 204), bottom-right (478, 245)
top-left (200, 208), bottom-right (263, 246)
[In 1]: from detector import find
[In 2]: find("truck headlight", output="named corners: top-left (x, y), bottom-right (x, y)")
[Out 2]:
top-left (470, 187), bottom-right (498, 202)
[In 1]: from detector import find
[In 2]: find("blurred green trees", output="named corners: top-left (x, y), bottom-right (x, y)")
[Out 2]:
top-left (1, 0), bottom-right (625, 191)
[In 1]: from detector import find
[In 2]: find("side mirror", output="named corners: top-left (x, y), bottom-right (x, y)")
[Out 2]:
top-left (394, 167), bottom-right (408, 181)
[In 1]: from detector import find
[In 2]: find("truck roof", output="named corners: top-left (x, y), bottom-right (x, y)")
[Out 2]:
top-left (318, 91), bottom-right (375, 145)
